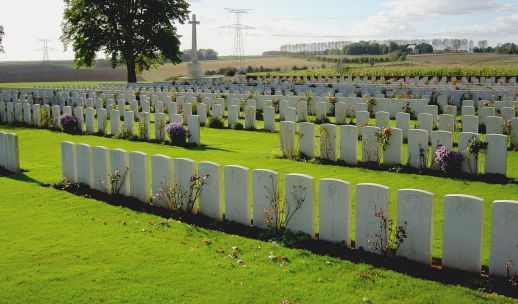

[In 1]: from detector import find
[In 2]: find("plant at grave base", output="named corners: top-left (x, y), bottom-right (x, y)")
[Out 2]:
top-left (232, 122), bottom-right (244, 130)
top-left (113, 124), bottom-right (133, 140)
top-left (264, 184), bottom-right (307, 233)
top-left (38, 106), bottom-right (52, 129)
top-left (166, 122), bottom-right (188, 146)
top-left (52, 177), bottom-right (79, 192)
top-left (152, 174), bottom-right (209, 214)
top-left (219, 93), bottom-right (228, 100)
top-left (100, 168), bottom-right (128, 196)
top-left (156, 119), bottom-right (166, 141)
top-left (271, 98), bottom-right (280, 113)
top-left (434, 146), bottom-right (462, 174)
top-left (138, 118), bottom-right (149, 140)
top-left (280, 128), bottom-right (296, 159)
top-left (301, 91), bottom-right (313, 105)
top-left (364, 96), bottom-right (376, 113)
top-left (367, 206), bottom-right (407, 258)
top-left (59, 114), bottom-right (79, 134)
top-left (207, 116), bottom-right (225, 129)
top-left (320, 127), bottom-right (334, 161)
top-left (313, 117), bottom-right (330, 125)
top-left (465, 136), bottom-right (488, 173)
top-left (503, 119), bottom-right (512, 136)
top-left (375, 128), bottom-right (392, 165)
top-left (326, 93), bottom-right (337, 115)
top-left (419, 144), bottom-right (427, 169)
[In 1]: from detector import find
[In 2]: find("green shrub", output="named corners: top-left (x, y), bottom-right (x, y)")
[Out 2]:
top-left (232, 122), bottom-right (244, 130)
top-left (208, 117), bottom-right (225, 129)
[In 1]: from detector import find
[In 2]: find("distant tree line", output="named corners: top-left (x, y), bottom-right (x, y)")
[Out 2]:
top-left (181, 49), bottom-right (218, 62)
top-left (473, 42), bottom-right (518, 54)
top-left (279, 39), bottom-right (518, 55)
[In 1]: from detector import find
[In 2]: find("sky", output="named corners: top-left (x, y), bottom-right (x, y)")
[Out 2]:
top-left (0, 0), bottom-right (517, 62)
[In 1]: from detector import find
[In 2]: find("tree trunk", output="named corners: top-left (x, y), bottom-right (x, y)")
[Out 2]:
top-left (127, 60), bottom-right (137, 83)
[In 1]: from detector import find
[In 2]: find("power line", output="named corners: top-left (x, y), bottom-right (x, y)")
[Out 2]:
top-left (221, 8), bottom-right (255, 71)
top-left (35, 38), bottom-right (59, 63)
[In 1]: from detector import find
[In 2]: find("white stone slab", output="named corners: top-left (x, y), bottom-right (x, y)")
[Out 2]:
top-left (489, 200), bottom-right (518, 277)
top-left (438, 114), bottom-right (455, 133)
top-left (124, 111), bottom-right (135, 135)
top-left (264, 106), bottom-right (275, 132)
top-left (383, 128), bottom-right (402, 166)
top-left (75, 144), bottom-right (92, 187)
top-left (417, 113), bottom-right (433, 142)
top-left (110, 109), bottom-right (120, 135)
top-left (397, 189), bottom-right (434, 265)
top-left (361, 126), bottom-right (380, 163)
top-left (485, 116), bottom-right (503, 134)
top-left (154, 113), bottom-right (166, 141)
top-left (224, 165), bottom-right (250, 225)
top-left (319, 178), bottom-right (350, 245)
top-left (61, 141), bottom-right (77, 182)
top-left (408, 129), bottom-right (428, 169)
top-left (198, 161), bottom-right (222, 220)
top-left (339, 125), bottom-right (357, 165)
top-left (462, 115), bottom-right (479, 133)
top-left (244, 106), bottom-right (256, 129)
top-left (395, 112), bottom-right (410, 139)
top-left (227, 105), bottom-right (239, 127)
top-left (355, 183), bottom-right (390, 252)
top-left (129, 152), bottom-right (149, 203)
top-left (320, 124), bottom-right (336, 161)
top-left (299, 122), bottom-right (314, 159)
top-left (280, 121), bottom-right (296, 157)
top-left (375, 111), bottom-right (390, 129)
top-left (151, 154), bottom-right (173, 209)
top-left (252, 169), bottom-right (279, 230)
top-left (109, 149), bottom-right (130, 196)
top-left (485, 134), bottom-right (507, 175)
top-left (442, 194), bottom-right (484, 273)
top-left (91, 146), bottom-right (109, 192)
top-left (458, 132), bottom-right (479, 175)
top-left (285, 173), bottom-right (315, 237)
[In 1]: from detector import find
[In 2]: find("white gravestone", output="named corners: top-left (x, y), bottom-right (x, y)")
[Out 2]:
top-left (91, 146), bottom-right (109, 192)
top-left (340, 125), bottom-right (357, 165)
top-left (285, 107), bottom-right (297, 123)
top-left (252, 169), bottom-right (279, 229)
top-left (124, 111), bottom-right (135, 135)
top-left (511, 117), bottom-right (518, 147)
top-left (109, 149), bottom-right (130, 196)
top-left (75, 144), bottom-right (93, 187)
top-left (85, 107), bottom-right (95, 134)
top-left (61, 141), bottom-right (77, 183)
top-left (316, 102), bottom-right (327, 120)
top-left (397, 189), bottom-right (433, 265)
top-left (155, 113), bottom-right (166, 141)
top-left (438, 114), bottom-right (455, 133)
top-left (299, 122), bottom-right (315, 159)
top-left (461, 106), bottom-right (475, 116)
top-left (355, 183), bottom-right (390, 252)
top-left (479, 107), bottom-right (495, 126)
top-left (23, 103), bottom-right (32, 125)
top-left (139, 112), bottom-right (150, 140)
top-left (395, 112), bottom-right (410, 139)
top-left (319, 178), bottom-right (350, 245)
top-left (212, 104), bottom-right (223, 120)
top-left (361, 126), bottom-right (380, 163)
top-left (224, 165), bottom-right (250, 225)
top-left (32, 104), bottom-right (40, 126)
top-left (244, 106), bottom-right (256, 130)
top-left (375, 111), bottom-right (390, 129)
top-left (129, 152), bottom-right (149, 203)
top-left (188, 115), bottom-right (200, 146)
top-left (151, 155), bottom-right (173, 209)
top-left (198, 161), bottom-right (222, 220)
top-left (285, 174), bottom-right (315, 237)
top-left (4, 133), bottom-right (20, 173)
top-left (280, 121), bottom-right (296, 157)
top-left (110, 109), bottom-right (120, 135)
top-left (97, 109), bottom-right (107, 135)
top-left (489, 200), bottom-right (518, 277)
top-left (431, 131), bottom-right (453, 168)
top-left (197, 102), bottom-right (207, 126)
top-left (485, 116), bottom-right (503, 134)
top-left (442, 194), bottom-right (484, 273)
top-left (264, 106), bottom-right (275, 132)
top-left (320, 124), bottom-right (337, 161)
top-left (408, 129), bottom-right (428, 169)
top-left (174, 158), bottom-right (196, 212)
top-left (335, 102), bottom-right (347, 125)
top-left (383, 128), bottom-right (402, 166)
top-left (417, 113), bottom-right (433, 143)
top-left (485, 134), bottom-right (507, 175)
top-left (297, 101), bottom-right (308, 122)
top-left (73, 107), bottom-right (83, 132)
top-left (501, 107), bottom-right (515, 122)
top-left (462, 115), bottom-right (479, 133)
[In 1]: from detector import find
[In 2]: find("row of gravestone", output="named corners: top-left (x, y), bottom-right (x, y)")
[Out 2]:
top-left (0, 131), bottom-right (19, 173)
top-left (59, 141), bottom-right (517, 277)
top-left (280, 122), bottom-right (509, 176)
top-left (0, 102), bottom-right (201, 146)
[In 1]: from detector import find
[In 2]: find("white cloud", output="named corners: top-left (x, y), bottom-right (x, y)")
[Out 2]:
top-left (436, 13), bottom-right (518, 39)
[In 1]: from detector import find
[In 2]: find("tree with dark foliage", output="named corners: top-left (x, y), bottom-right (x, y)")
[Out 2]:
top-left (61, 0), bottom-right (190, 82)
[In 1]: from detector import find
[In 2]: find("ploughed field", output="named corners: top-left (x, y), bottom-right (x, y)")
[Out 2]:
top-left (0, 114), bottom-right (517, 303)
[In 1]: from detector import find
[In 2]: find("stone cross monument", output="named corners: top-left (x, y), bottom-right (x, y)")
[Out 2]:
top-left (186, 14), bottom-right (203, 79)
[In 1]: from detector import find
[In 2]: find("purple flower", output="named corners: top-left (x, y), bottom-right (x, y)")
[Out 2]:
top-left (59, 114), bottom-right (78, 134)
top-left (434, 146), bottom-right (462, 174)
top-left (166, 122), bottom-right (188, 145)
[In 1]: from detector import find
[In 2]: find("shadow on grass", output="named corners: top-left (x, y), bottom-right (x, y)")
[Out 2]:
top-left (2, 169), bottom-right (44, 186)
top-left (276, 155), bottom-right (516, 185)
top-left (45, 182), bottom-right (518, 299)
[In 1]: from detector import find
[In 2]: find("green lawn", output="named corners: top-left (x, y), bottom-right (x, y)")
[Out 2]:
top-left (0, 81), bottom-right (128, 88)
top-left (1, 120), bottom-right (518, 303)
